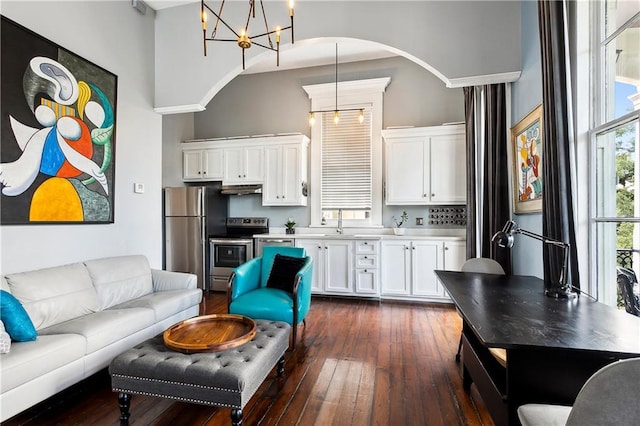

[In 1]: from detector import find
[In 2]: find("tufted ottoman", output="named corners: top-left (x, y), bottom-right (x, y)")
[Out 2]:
top-left (109, 319), bottom-right (290, 426)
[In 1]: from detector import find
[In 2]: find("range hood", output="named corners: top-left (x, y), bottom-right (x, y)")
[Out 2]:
top-left (220, 184), bottom-right (263, 195)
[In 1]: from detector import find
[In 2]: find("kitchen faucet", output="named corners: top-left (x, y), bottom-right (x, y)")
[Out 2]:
top-left (337, 209), bottom-right (343, 234)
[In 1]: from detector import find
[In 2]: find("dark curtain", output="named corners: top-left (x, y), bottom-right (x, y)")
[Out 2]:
top-left (482, 84), bottom-right (511, 274)
top-left (538, 0), bottom-right (580, 290)
top-left (464, 87), bottom-right (477, 260)
top-left (464, 85), bottom-right (512, 274)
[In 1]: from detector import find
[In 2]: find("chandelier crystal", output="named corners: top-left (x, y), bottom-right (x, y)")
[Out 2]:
top-left (201, 0), bottom-right (294, 70)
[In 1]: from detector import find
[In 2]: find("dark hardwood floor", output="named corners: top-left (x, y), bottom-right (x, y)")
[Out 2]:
top-left (4, 293), bottom-right (493, 425)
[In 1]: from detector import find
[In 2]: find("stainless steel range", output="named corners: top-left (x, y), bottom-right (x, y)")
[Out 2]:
top-left (208, 217), bottom-right (269, 292)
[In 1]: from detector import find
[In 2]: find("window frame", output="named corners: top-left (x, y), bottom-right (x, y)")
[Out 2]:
top-left (303, 77), bottom-right (390, 228)
top-left (586, 1), bottom-right (640, 304)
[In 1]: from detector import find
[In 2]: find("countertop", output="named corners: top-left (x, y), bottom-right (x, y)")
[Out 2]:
top-left (254, 228), bottom-right (465, 241)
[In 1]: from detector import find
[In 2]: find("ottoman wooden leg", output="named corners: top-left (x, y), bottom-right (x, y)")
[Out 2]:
top-left (231, 408), bottom-right (243, 425)
top-left (118, 392), bottom-right (131, 425)
top-left (277, 356), bottom-right (285, 376)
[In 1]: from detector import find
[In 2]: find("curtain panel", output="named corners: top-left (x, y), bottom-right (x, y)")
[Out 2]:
top-left (538, 0), bottom-right (580, 291)
top-left (464, 85), bottom-right (512, 274)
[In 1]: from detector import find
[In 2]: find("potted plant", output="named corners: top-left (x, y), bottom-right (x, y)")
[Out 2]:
top-left (285, 217), bottom-right (296, 234)
top-left (392, 211), bottom-right (409, 235)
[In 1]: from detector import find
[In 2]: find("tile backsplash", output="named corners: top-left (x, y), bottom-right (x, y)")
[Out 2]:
top-left (429, 206), bottom-right (467, 226)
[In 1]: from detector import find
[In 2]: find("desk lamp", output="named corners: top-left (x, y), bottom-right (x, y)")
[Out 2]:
top-left (492, 220), bottom-right (576, 298)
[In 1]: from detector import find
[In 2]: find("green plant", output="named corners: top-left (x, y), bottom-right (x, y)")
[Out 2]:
top-left (393, 211), bottom-right (409, 228)
top-left (285, 217), bottom-right (296, 230)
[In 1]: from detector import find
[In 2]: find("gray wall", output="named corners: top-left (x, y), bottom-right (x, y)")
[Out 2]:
top-left (186, 55), bottom-right (465, 228)
top-left (510, 0), bottom-right (543, 278)
top-left (194, 56), bottom-right (464, 138)
top-left (1, 1), bottom-right (163, 274)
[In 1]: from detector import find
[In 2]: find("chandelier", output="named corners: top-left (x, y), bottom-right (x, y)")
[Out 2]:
top-left (201, 0), bottom-right (294, 70)
top-left (309, 44), bottom-right (365, 126)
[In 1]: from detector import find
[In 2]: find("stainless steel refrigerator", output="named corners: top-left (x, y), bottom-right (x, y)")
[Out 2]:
top-left (163, 184), bottom-right (227, 290)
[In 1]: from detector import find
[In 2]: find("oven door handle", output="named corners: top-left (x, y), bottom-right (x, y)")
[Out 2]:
top-left (210, 239), bottom-right (253, 245)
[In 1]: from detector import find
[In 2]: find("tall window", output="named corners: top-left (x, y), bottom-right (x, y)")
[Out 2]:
top-left (590, 2), bottom-right (640, 310)
top-left (303, 78), bottom-right (390, 228)
top-left (320, 108), bottom-right (372, 222)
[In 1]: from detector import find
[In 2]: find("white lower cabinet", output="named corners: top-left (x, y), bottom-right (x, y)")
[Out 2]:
top-left (381, 239), bottom-right (452, 301)
top-left (354, 240), bottom-right (380, 296)
top-left (296, 239), bottom-right (353, 295)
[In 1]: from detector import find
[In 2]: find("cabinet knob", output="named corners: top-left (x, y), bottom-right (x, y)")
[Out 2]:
top-left (238, 174), bottom-right (242, 178)
top-left (243, 174), bottom-right (246, 178)
top-left (412, 246), bottom-right (416, 250)
top-left (364, 269), bottom-right (367, 273)
top-left (198, 171), bottom-right (201, 174)
top-left (364, 242), bottom-right (368, 245)
top-left (282, 195), bottom-right (285, 199)
top-left (445, 247), bottom-right (449, 250)
top-left (423, 193), bottom-right (427, 197)
top-left (405, 246), bottom-right (409, 250)
top-left (317, 246), bottom-right (322, 249)
top-left (203, 171), bottom-right (207, 174)
top-left (432, 193), bottom-right (435, 197)
top-left (276, 195), bottom-right (280, 199)
top-left (364, 256), bottom-right (368, 259)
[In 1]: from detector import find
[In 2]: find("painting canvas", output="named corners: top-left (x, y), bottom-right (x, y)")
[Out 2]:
top-left (511, 104), bottom-right (543, 214)
top-left (1, 16), bottom-right (117, 224)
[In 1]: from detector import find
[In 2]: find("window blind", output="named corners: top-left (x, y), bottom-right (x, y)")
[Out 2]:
top-left (321, 108), bottom-right (372, 210)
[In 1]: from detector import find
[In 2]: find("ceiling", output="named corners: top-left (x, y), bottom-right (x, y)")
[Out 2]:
top-left (142, 0), bottom-right (399, 74)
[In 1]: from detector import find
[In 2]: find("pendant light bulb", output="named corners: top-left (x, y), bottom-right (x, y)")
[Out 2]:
top-left (334, 110), bottom-right (340, 124)
top-left (358, 109), bottom-right (364, 124)
top-left (309, 112), bottom-right (315, 127)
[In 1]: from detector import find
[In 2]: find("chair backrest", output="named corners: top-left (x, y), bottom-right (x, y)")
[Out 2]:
top-left (616, 269), bottom-right (640, 316)
top-left (461, 257), bottom-right (505, 275)
top-left (260, 246), bottom-right (306, 287)
top-left (566, 357), bottom-right (640, 425)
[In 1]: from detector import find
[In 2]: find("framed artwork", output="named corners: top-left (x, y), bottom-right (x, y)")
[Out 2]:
top-left (511, 104), bottom-right (543, 214)
top-left (0, 16), bottom-right (117, 224)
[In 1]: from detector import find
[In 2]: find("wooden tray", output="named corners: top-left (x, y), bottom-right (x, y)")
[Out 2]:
top-left (163, 314), bottom-right (256, 353)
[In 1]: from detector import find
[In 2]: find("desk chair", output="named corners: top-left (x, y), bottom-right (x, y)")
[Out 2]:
top-left (518, 357), bottom-right (640, 425)
top-left (227, 246), bottom-right (313, 349)
top-left (455, 258), bottom-right (506, 363)
top-left (617, 267), bottom-right (640, 317)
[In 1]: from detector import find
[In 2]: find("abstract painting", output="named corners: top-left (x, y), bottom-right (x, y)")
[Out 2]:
top-left (511, 104), bottom-right (543, 214)
top-left (1, 16), bottom-right (117, 224)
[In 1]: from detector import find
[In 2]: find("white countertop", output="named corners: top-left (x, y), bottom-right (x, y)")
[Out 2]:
top-left (255, 228), bottom-right (465, 241)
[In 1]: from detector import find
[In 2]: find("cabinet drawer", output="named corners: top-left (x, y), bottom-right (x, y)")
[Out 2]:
top-left (355, 240), bottom-right (378, 255)
top-left (355, 254), bottom-right (378, 269)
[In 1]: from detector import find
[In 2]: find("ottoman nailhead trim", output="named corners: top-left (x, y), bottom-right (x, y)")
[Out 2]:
top-left (111, 373), bottom-right (240, 394)
top-left (112, 387), bottom-right (241, 409)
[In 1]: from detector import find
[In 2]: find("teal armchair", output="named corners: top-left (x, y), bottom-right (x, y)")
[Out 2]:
top-left (227, 246), bottom-right (313, 348)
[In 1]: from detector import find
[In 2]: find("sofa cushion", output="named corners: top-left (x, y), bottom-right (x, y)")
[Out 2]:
top-left (84, 255), bottom-right (153, 310)
top-left (112, 289), bottom-right (202, 323)
top-left (5, 263), bottom-right (100, 331)
top-left (0, 333), bottom-right (86, 393)
top-left (38, 307), bottom-right (156, 354)
top-left (0, 290), bottom-right (37, 342)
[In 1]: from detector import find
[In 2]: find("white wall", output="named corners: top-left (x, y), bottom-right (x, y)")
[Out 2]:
top-left (0, 1), bottom-right (163, 274)
top-left (154, 1), bottom-right (521, 111)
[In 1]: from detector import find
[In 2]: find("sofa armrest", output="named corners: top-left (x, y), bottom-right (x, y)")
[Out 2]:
top-left (151, 269), bottom-right (198, 292)
top-left (294, 257), bottom-right (313, 310)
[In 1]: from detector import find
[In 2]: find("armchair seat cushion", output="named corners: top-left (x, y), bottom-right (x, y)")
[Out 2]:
top-left (229, 288), bottom-right (294, 325)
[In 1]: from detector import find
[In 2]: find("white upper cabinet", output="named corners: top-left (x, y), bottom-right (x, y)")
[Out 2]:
top-left (262, 138), bottom-right (309, 206)
top-left (182, 147), bottom-right (223, 181)
top-left (223, 145), bottom-right (264, 185)
top-left (383, 124), bottom-right (466, 205)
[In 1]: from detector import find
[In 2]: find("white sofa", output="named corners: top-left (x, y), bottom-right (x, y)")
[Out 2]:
top-left (0, 255), bottom-right (202, 422)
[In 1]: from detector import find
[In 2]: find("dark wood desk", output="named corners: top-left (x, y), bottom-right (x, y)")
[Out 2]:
top-left (435, 270), bottom-right (640, 426)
